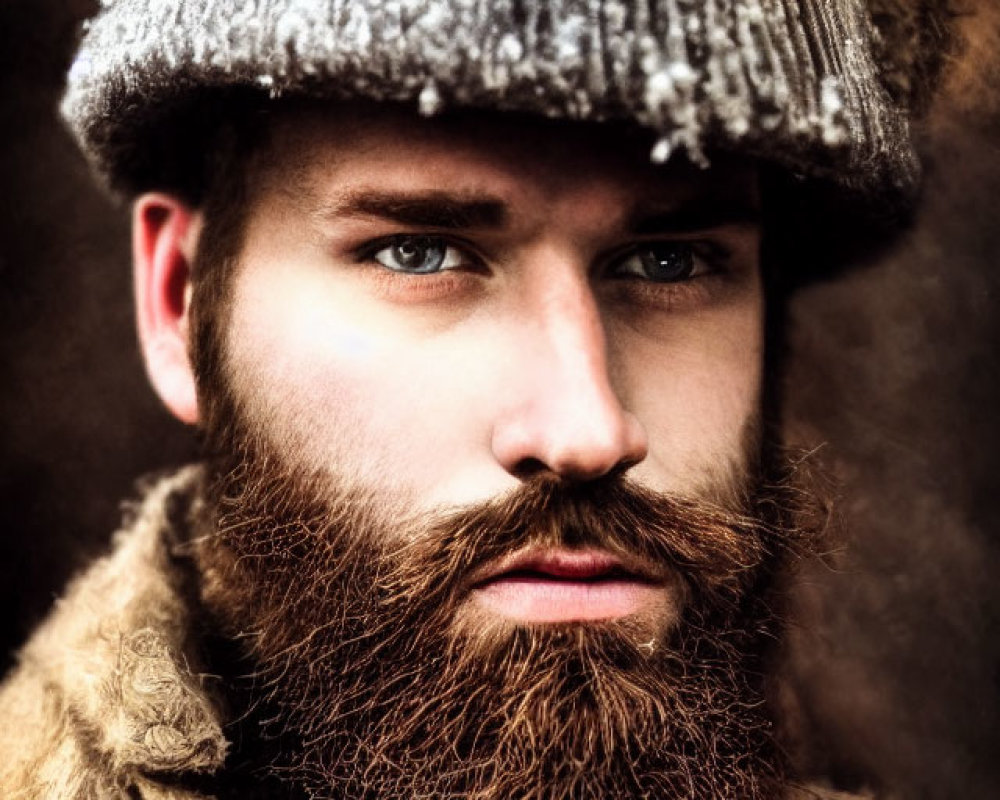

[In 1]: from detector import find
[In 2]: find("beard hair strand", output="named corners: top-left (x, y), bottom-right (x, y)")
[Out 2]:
top-left (188, 419), bottom-right (825, 800)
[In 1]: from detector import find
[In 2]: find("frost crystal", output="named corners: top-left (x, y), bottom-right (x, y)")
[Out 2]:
top-left (645, 69), bottom-right (674, 109)
top-left (819, 76), bottom-right (847, 145)
top-left (498, 34), bottom-right (523, 63)
top-left (650, 138), bottom-right (672, 164)
top-left (667, 61), bottom-right (696, 90)
top-left (420, 3), bottom-right (446, 29)
top-left (556, 14), bottom-right (586, 63)
top-left (69, 55), bottom-right (93, 81)
top-left (821, 77), bottom-right (844, 116)
top-left (604, 1), bottom-right (627, 29)
top-left (419, 80), bottom-right (444, 116)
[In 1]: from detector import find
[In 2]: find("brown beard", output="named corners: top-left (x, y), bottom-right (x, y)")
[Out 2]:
top-left (189, 415), bottom-right (825, 800)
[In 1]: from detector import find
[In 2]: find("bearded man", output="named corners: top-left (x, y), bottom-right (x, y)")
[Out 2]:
top-left (0, 1), bottom-right (954, 798)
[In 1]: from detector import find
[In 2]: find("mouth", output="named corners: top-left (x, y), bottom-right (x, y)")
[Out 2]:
top-left (469, 548), bottom-right (672, 624)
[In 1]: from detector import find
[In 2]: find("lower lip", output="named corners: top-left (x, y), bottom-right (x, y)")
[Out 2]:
top-left (473, 575), bottom-right (665, 623)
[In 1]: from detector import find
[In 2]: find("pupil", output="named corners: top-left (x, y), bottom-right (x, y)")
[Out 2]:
top-left (396, 241), bottom-right (424, 265)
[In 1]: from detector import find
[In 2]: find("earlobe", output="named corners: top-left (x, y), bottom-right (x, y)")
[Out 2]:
top-left (133, 193), bottom-right (203, 425)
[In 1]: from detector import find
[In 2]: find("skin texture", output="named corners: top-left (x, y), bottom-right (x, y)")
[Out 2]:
top-left (134, 105), bottom-right (767, 639)
top-left (138, 106), bottom-right (764, 513)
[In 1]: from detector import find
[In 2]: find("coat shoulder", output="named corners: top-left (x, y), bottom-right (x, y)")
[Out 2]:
top-left (0, 467), bottom-right (225, 799)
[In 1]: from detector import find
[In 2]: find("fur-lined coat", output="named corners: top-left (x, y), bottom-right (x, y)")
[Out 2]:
top-left (0, 469), bottom-right (867, 799)
top-left (0, 468), bottom-right (225, 798)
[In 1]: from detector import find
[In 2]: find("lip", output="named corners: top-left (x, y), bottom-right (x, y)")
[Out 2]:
top-left (468, 547), bottom-right (669, 624)
top-left (469, 548), bottom-right (657, 585)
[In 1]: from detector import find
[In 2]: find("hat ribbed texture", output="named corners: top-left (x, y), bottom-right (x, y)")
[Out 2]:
top-left (62, 0), bottom-right (918, 204)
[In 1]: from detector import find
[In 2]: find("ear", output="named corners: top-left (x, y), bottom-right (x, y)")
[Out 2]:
top-left (133, 193), bottom-right (203, 425)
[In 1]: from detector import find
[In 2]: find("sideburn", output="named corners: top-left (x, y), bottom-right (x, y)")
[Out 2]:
top-left (188, 101), bottom-right (279, 450)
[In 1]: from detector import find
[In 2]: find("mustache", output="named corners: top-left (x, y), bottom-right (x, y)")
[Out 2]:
top-left (205, 446), bottom-right (825, 646)
top-left (348, 471), bottom-right (813, 619)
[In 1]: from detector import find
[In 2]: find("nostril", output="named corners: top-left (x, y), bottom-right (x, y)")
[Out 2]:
top-left (604, 458), bottom-right (640, 481)
top-left (511, 457), bottom-right (549, 480)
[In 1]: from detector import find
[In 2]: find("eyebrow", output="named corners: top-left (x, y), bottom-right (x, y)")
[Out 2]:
top-left (625, 198), bottom-right (762, 235)
top-left (320, 190), bottom-right (508, 230)
top-left (315, 188), bottom-right (759, 235)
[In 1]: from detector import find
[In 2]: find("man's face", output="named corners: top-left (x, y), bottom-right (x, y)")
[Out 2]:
top-left (189, 105), bottom-right (796, 798)
top-left (217, 105), bottom-right (763, 618)
top-left (227, 108), bottom-right (763, 491)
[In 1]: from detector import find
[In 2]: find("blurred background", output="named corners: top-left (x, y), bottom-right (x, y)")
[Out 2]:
top-left (0, 2), bottom-right (997, 797)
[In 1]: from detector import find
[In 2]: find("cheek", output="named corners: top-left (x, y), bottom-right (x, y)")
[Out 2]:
top-left (223, 264), bottom-right (493, 494)
top-left (613, 299), bottom-right (764, 490)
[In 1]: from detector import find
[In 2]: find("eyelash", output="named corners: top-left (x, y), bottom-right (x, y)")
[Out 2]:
top-left (355, 234), bottom-right (730, 283)
top-left (606, 240), bottom-right (730, 282)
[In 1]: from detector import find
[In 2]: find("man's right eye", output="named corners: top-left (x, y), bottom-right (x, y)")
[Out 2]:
top-left (610, 242), bottom-right (711, 283)
top-left (368, 235), bottom-right (470, 274)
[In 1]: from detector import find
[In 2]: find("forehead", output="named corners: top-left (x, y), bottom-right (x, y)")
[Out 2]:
top-left (251, 102), bottom-right (760, 217)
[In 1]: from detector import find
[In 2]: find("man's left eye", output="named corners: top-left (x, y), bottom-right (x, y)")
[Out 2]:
top-left (370, 236), bottom-right (468, 274)
top-left (611, 242), bottom-right (709, 282)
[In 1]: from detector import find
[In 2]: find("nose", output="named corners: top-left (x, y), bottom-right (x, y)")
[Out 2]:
top-left (490, 254), bottom-right (649, 482)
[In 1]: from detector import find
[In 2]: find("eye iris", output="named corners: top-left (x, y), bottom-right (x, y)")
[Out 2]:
top-left (639, 245), bottom-right (694, 281)
top-left (391, 238), bottom-right (445, 272)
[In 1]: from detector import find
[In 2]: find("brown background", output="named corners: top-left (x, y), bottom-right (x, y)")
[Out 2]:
top-left (1, 2), bottom-right (997, 797)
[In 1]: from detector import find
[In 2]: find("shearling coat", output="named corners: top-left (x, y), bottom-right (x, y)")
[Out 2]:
top-left (0, 468), bottom-right (225, 798)
top-left (0, 468), bottom-right (868, 799)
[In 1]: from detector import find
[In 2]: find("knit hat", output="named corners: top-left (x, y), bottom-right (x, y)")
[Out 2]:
top-left (62, 0), bottom-right (925, 218)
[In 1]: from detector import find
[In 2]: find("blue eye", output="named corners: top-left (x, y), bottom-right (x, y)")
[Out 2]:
top-left (613, 242), bottom-right (707, 282)
top-left (370, 236), bottom-right (466, 274)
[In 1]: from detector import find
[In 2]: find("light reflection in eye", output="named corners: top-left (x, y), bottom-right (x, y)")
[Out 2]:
top-left (363, 236), bottom-right (723, 285)
top-left (612, 242), bottom-right (709, 282)
top-left (371, 236), bottom-right (468, 274)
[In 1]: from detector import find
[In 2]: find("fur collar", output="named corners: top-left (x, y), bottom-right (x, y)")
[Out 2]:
top-left (0, 466), bottom-right (226, 798)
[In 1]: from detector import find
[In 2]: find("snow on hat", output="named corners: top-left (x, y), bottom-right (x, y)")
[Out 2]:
top-left (62, 0), bottom-right (919, 213)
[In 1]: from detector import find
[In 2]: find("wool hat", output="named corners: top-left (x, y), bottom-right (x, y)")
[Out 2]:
top-left (62, 0), bottom-right (925, 218)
